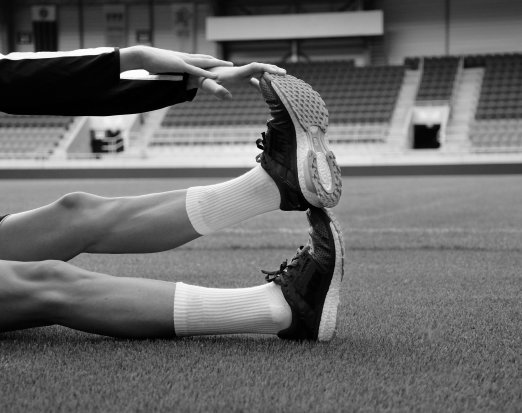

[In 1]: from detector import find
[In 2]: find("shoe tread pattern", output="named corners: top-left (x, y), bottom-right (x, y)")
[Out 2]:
top-left (265, 73), bottom-right (342, 208)
top-left (315, 207), bottom-right (345, 341)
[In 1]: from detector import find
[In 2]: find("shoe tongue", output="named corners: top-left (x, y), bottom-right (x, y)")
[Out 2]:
top-left (294, 245), bottom-right (311, 261)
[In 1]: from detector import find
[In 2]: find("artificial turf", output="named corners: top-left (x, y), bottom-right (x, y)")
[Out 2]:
top-left (0, 175), bottom-right (520, 412)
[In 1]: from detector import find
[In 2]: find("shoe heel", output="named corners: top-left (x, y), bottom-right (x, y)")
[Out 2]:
top-left (306, 150), bottom-right (342, 208)
top-left (317, 209), bottom-right (345, 341)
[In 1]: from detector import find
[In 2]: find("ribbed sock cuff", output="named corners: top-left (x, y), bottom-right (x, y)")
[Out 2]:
top-left (173, 282), bottom-right (291, 336)
top-left (186, 166), bottom-right (280, 235)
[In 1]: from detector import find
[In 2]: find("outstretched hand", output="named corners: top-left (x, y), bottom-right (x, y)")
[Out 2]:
top-left (120, 46), bottom-right (286, 100)
top-left (188, 63), bottom-right (287, 100)
top-left (120, 45), bottom-right (234, 79)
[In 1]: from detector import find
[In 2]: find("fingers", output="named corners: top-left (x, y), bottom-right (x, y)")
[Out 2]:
top-left (244, 62), bottom-right (286, 77)
top-left (177, 52), bottom-right (234, 68)
top-left (193, 55), bottom-right (234, 65)
top-left (200, 78), bottom-right (233, 101)
top-left (181, 52), bottom-right (228, 60)
top-left (184, 64), bottom-right (219, 80)
top-left (187, 57), bottom-right (234, 69)
top-left (207, 59), bottom-right (234, 67)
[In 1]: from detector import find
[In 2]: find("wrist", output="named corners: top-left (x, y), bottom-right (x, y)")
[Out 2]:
top-left (186, 74), bottom-right (201, 90)
top-left (119, 45), bottom-right (146, 72)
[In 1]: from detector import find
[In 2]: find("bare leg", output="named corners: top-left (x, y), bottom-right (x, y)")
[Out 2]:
top-left (0, 259), bottom-right (290, 338)
top-left (0, 190), bottom-right (200, 261)
top-left (0, 166), bottom-right (280, 262)
top-left (0, 259), bottom-right (176, 338)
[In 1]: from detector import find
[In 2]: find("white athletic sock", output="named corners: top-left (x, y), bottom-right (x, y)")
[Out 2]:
top-left (186, 165), bottom-right (280, 235)
top-left (173, 282), bottom-right (292, 336)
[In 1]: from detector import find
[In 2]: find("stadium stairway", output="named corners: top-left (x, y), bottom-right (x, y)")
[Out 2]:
top-left (51, 116), bottom-right (89, 158)
top-left (127, 109), bottom-right (169, 155)
top-left (444, 68), bottom-right (484, 152)
top-left (387, 69), bottom-right (422, 149)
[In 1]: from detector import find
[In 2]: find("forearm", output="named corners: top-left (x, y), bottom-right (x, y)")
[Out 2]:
top-left (120, 45), bottom-right (198, 91)
top-left (0, 48), bottom-right (120, 114)
top-left (0, 47), bottom-right (196, 115)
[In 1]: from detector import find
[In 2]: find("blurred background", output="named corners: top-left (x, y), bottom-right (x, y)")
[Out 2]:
top-left (0, 0), bottom-right (521, 173)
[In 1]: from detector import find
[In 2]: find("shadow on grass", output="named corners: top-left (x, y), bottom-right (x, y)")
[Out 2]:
top-left (1, 326), bottom-right (419, 366)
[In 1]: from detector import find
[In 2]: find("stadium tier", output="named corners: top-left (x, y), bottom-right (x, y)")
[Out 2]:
top-left (415, 56), bottom-right (460, 102)
top-left (152, 54), bottom-right (522, 152)
top-left (469, 54), bottom-right (522, 150)
top-left (152, 61), bottom-right (405, 147)
top-left (474, 54), bottom-right (522, 120)
top-left (0, 114), bottom-right (73, 157)
top-left (164, 61), bottom-right (405, 125)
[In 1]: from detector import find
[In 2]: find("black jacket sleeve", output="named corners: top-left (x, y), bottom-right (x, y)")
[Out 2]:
top-left (0, 48), bottom-right (197, 116)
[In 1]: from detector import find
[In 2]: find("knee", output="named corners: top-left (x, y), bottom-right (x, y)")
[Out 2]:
top-left (55, 192), bottom-right (110, 243)
top-left (57, 191), bottom-right (101, 213)
top-left (23, 260), bottom-right (86, 317)
top-left (0, 260), bottom-right (82, 323)
top-left (29, 259), bottom-right (74, 283)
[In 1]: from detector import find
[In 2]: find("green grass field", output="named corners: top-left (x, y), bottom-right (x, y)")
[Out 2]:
top-left (0, 175), bottom-right (521, 412)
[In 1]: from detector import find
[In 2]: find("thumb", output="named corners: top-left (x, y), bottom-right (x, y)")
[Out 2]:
top-left (201, 78), bottom-right (233, 100)
top-left (249, 77), bottom-right (261, 92)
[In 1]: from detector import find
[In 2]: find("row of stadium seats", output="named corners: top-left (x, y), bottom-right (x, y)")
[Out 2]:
top-left (469, 120), bottom-right (522, 149)
top-left (0, 114), bottom-right (72, 128)
top-left (464, 53), bottom-right (522, 68)
top-left (291, 63), bottom-right (403, 124)
top-left (327, 123), bottom-right (388, 143)
top-left (415, 57), bottom-right (460, 102)
top-left (0, 113), bottom-right (73, 157)
top-left (470, 132), bottom-right (522, 149)
top-left (157, 61), bottom-right (404, 140)
top-left (475, 55), bottom-right (522, 120)
top-left (155, 53), bottom-right (522, 150)
top-left (0, 142), bottom-right (60, 154)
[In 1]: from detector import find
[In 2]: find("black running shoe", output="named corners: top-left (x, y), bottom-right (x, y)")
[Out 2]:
top-left (257, 73), bottom-right (342, 211)
top-left (262, 207), bottom-right (345, 341)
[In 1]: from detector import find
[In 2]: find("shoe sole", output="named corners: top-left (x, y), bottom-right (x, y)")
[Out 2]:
top-left (265, 73), bottom-right (342, 208)
top-left (315, 208), bottom-right (345, 342)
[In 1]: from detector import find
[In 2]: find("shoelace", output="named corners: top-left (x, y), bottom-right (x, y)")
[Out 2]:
top-left (261, 246), bottom-right (307, 284)
top-left (255, 118), bottom-right (292, 163)
top-left (255, 132), bottom-right (266, 163)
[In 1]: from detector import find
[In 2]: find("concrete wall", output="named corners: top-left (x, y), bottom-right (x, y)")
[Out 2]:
top-left (3, 0), bottom-right (522, 62)
top-left (450, 0), bottom-right (522, 55)
top-left (8, 1), bottom-right (216, 56)
top-left (13, 5), bottom-right (33, 53)
top-left (379, 0), bottom-right (522, 64)
top-left (0, 3), bottom-right (9, 53)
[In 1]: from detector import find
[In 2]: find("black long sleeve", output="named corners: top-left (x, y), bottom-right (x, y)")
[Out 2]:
top-left (0, 47), bottom-right (197, 116)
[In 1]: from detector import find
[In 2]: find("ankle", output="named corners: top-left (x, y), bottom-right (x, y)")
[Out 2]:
top-left (265, 283), bottom-right (292, 331)
top-left (185, 166), bottom-right (280, 235)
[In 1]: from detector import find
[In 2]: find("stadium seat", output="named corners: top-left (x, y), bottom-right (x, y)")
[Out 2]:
top-left (0, 113), bottom-right (73, 158)
top-left (415, 56), bottom-right (460, 103)
top-left (475, 54), bottom-right (522, 122)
